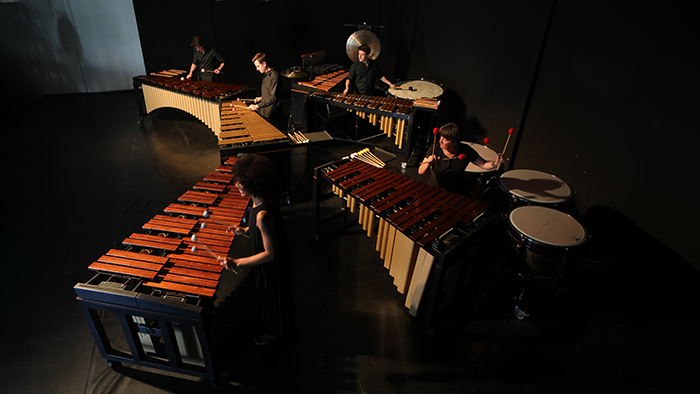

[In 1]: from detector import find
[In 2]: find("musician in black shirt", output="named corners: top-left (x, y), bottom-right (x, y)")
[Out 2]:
top-left (186, 36), bottom-right (225, 82)
top-left (344, 45), bottom-right (396, 96)
top-left (248, 53), bottom-right (281, 128)
top-left (419, 123), bottom-right (503, 195)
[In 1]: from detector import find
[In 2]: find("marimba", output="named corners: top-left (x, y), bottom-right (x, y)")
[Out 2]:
top-left (133, 73), bottom-right (251, 138)
top-left (313, 159), bottom-right (497, 336)
top-left (74, 157), bottom-right (248, 382)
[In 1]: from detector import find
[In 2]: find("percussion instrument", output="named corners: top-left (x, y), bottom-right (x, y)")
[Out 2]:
top-left (310, 90), bottom-right (415, 149)
top-left (281, 67), bottom-right (309, 79)
top-left (388, 79), bottom-right (444, 101)
top-left (504, 206), bottom-right (587, 318)
top-left (497, 168), bottom-right (574, 211)
top-left (346, 29), bottom-right (381, 62)
top-left (74, 157), bottom-right (249, 382)
top-left (133, 73), bottom-right (246, 133)
top-left (462, 142), bottom-right (498, 174)
top-left (218, 101), bottom-right (288, 148)
top-left (134, 73), bottom-right (290, 151)
top-left (313, 159), bottom-right (497, 335)
top-left (297, 70), bottom-right (349, 91)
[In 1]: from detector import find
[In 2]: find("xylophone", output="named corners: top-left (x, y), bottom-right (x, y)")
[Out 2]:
top-left (218, 101), bottom-right (288, 148)
top-left (313, 159), bottom-right (497, 336)
top-left (74, 157), bottom-right (249, 382)
top-left (297, 70), bottom-right (349, 91)
top-left (133, 73), bottom-right (252, 139)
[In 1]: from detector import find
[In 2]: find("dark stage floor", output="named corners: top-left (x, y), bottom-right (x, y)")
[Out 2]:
top-left (1, 91), bottom-right (698, 394)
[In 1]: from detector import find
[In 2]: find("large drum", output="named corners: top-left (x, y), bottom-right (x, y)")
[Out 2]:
top-left (388, 79), bottom-right (444, 100)
top-left (462, 142), bottom-right (498, 174)
top-left (498, 169), bottom-right (573, 211)
top-left (505, 206), bottom-right (587, 318)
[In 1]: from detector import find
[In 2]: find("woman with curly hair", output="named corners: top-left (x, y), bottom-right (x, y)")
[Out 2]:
top-left (218, 154), bottom-right (294, 345)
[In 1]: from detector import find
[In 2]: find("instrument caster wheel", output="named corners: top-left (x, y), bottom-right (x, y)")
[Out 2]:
top-left (424, 326), bottom-right (435, 338)
top-left (138, 117), bottom-right (144, 125)
top-left (108, 361), bottom-right (123, 372)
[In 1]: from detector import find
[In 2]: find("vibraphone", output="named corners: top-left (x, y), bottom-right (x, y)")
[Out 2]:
top-left (74, 157), bottom-right (249, 382)
top-left (133, 73), bottom-right (252, 138)
top-left (313, 159), bottom-right (497, 336)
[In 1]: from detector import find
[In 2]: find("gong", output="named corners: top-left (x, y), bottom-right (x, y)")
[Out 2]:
top-left (346, 30), bottom-right (381, 62)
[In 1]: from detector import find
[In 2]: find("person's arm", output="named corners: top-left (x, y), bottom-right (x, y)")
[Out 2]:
top-left (418, 154), bottom-right (437, 175)
top-left (472, 154), bottom-right (504, 170)
top-left (380, 76), bottom-right (396, 90)
top-left (256, 72), bottom-right (278, 109)
top-left (186, 63), bottom-right (197, 79)
top-left (214, 51), bottom-right (225, 74)
top-left (222, 210), bottom-right (277, 269)
top-left (344, 78), bottom-right (351, 95)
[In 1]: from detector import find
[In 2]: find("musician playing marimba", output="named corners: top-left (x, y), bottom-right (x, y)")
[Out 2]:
top-left (248, 53), bottom-right (281, 128)
top-left (218, 154), bottom-right (294, 345)
top-left (419, 122), bottom-right (503, 195)
top-left (186, 36), bottom-right (225, 82)
top-left (343, 45), bottom-right (396, 96)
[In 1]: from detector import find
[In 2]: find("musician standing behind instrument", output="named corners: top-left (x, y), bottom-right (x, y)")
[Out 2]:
top-left (248, 53), bottom-right (281, 128)
top-left (186, 36), bottom-right (225, 82)
top-left (218, 154), bottom-right (294, 346)
top-left (343, 44), bottom-right (396, 96)
top-left (419, 122), bottom-right (504, 195)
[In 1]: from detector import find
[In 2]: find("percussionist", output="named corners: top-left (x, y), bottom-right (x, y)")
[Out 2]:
top-left (419, 122), bottom-right (504, 195)
top-left (344, 45), bottom-right (396, 96)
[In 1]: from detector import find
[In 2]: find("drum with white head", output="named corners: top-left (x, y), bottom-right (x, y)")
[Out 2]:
top-left (498, 169), bottom-right (573, 212)
top-left (504, 206), bottom-right (588, 317)
top-left (388, 79), bottom-right (444, 100)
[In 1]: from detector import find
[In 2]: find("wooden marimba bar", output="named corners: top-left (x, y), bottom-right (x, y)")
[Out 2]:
top-left (74, 156), bottom-right (250, 382)
top-left (217, 101), bottom-right (289, 148)
top-left (317, 159), bottom-right (491, 322)
top-left (297, 70), bottom-right (349, 91)
top-left (133, 74), bottom-right (251, 138)
top-left (310, 90), bottom-right (415, 150)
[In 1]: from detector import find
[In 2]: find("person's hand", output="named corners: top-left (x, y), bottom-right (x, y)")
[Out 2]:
top-left (186, 73), bottom-right (192, 80)
top-left (217, 256), bottom-right (237, 270)
top-left (248, 104), bottom-right (259, 111)
top-left (494, 153), bottom-right (504, 167)
top-left (254, 97), bottom-right (262, 103)
top-left (343, 88), bottom-right (349, 95)
top-left (422, 155), bottom-right (437, 165)
top-left (214, 69), bottom-right (221, 74)
top-left (226, 225), bottom-right (245, 235)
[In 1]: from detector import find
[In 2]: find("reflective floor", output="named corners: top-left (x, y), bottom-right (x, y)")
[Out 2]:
top-left (1, 91), bottom-right (698, 394)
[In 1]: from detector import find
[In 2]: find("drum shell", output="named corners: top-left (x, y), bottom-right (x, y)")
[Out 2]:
top-left (504, 221), bottom-right (585, 281)
top-left (503, 206), bottom-right (587, 284)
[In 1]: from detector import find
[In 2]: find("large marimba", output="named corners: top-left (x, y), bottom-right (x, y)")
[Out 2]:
top-left (74, 157), bottom-right (248, 382)
top-left (313, 159), bottom-right (497, 336)
top-left (133, 73), bottom-right (251, 137)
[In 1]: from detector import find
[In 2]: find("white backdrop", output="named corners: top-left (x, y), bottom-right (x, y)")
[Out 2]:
top-left (0, 0), bottom-right (145, 94)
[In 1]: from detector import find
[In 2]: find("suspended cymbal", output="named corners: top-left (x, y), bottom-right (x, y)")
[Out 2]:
top-left (281, 68), bottom-right (308, 79)
top-left (346, 30), bottom-right (381, 62)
